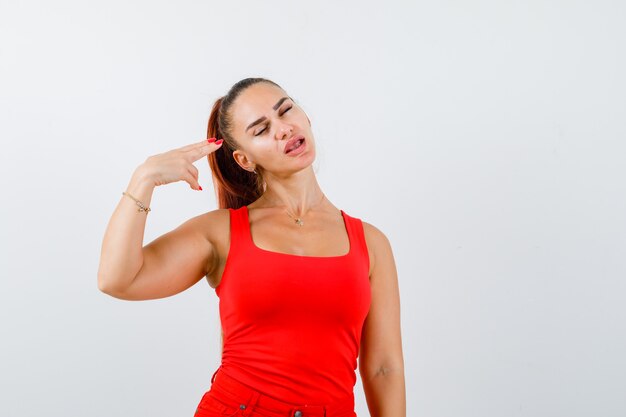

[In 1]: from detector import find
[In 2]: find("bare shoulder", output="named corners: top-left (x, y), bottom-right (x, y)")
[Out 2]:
top-left (361, 220), bottom-right (394, 277)
top-left (188, 208), bottom-right (230, 242)
top-left (186, 209), bottom-right (230, 254)
top-left (173, 205), bottom-right (226, 246)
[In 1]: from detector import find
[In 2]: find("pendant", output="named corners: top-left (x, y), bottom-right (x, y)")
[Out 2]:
top-left (295, 218), bottom-right (304, 226)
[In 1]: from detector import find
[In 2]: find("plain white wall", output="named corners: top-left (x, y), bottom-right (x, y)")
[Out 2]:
top-left (1, 0), bottom-right (624, 416)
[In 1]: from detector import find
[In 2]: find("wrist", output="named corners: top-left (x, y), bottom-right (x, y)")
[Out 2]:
top-left (127, 166), bottom-right (156, 194)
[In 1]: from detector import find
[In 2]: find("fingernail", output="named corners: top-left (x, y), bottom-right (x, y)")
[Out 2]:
top-left (207, 137), bottom-right (216, 143)
top-left (215, 139), bottom-right (223, 145)
top-left (198, 185), bottom-right (203, 191)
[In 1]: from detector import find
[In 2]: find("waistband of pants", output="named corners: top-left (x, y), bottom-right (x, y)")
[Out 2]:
top-left (208, 366), bottom-right (356, 417)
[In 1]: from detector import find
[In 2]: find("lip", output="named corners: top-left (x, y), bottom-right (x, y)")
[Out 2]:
top-left (283, 135), bottom-right (305, 154)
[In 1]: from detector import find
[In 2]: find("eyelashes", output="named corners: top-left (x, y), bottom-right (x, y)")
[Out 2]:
top-left (254, 106), bottom-right (292, 136)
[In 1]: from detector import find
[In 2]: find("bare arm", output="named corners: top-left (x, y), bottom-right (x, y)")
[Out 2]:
top-left (99, 211), bottom-right (218, 301)
top-left (97, 167), bottom-right (156, 295)
top-left (359, 222), bottom-right (406, 417)
top-left (97, 138), bottom-right (222, 300)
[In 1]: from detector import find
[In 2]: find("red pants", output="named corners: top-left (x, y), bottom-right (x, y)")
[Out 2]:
top-left (194, 366), bottom-right (357, 417)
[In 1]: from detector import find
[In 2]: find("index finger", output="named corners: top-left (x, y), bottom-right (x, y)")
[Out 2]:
top-left (177, 138), bottom-right (216, 152)
top-left (187, 139), bottom-right (224, 162)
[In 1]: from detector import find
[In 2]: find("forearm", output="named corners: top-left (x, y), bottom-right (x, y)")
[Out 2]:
top-left (361, 368), bottom-right (406, 417)
top-left (97, 166), bottom-right (154, 292)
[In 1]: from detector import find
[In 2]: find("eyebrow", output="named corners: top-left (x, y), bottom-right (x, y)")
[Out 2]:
top-left (245, 96), bottom-right (291, 132)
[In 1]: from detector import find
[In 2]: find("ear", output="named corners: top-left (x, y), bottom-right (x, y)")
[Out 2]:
top-left (232, 149), bottom-right (254, 172)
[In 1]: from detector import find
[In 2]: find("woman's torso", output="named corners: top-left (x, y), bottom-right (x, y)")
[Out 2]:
top-left (198, 203), bottom-right (373, 404)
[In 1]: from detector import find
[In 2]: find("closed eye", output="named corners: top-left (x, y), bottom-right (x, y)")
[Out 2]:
top-left (254, 106), bottom-right (292, 136)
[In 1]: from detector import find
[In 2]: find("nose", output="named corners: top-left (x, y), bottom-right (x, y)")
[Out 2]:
top-left (275, 121), bottom-right (293, 140)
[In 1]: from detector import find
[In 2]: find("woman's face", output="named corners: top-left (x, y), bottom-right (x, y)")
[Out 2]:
top-left (230, 83), bottom-right (315, 176)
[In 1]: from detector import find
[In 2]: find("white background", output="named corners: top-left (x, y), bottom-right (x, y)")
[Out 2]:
top-left (1, 1), bottom-right (625, 416)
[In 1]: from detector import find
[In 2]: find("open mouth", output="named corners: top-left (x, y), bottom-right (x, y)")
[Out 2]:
top-left (285, 137), bottom-right (305, 153)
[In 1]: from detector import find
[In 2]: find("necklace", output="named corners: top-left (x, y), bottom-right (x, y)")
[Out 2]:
top-left (283, 193), bottom-right (327, 227)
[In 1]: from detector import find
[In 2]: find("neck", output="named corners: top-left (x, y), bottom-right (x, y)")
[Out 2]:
top-left (258, 167), bottom-right (326, 216)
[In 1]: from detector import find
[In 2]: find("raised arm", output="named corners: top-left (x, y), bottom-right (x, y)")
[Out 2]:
top-left (97, 138), bottom-right (223, 300)
top-left (98, 208), bottom-right (220, 301)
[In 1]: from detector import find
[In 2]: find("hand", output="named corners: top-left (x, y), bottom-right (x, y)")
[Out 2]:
top-left (138, 138), bottom-right (223, 191)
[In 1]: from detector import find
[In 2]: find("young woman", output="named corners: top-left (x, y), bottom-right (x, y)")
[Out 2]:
top-left (98, 77), bottom-right (405, 417)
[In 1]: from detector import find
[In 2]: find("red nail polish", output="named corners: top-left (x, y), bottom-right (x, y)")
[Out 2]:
top-left (198, 185), bottom-right (203, 191)
top-left (215, 139), bottom-right (223, 145)
top-left (208, 137), bottom-right (216, 143)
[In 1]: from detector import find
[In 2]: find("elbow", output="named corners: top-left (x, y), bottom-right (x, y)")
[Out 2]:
top-left (97, 267), bottom-right (112, 294)
top-left (359, 356), bottom-right (405, 381)
top-left (97, 273), bottom-right (124, 298)
top-left (373, 364), bottom-right (403, 378)
top-left (360, 365), bottom-right (405, 384)
top-left (97, 275), bottom-right (114, 295)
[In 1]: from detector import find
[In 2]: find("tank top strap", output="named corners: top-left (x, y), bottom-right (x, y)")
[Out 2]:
top-left (341, 210), bottom-right (370, 272)
top-left (227, 206), bottom-right (249, 253)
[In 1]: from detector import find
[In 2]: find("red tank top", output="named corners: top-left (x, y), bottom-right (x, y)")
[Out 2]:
top-left (214, 205), bottom-right (371, 404)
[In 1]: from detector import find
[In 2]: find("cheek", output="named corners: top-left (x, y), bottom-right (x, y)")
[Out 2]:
top-left (259, 143), bottom-right (278, 156)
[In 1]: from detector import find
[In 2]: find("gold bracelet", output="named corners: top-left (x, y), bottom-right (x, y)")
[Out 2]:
top-left (122, 191), bottom-right (151, 213)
